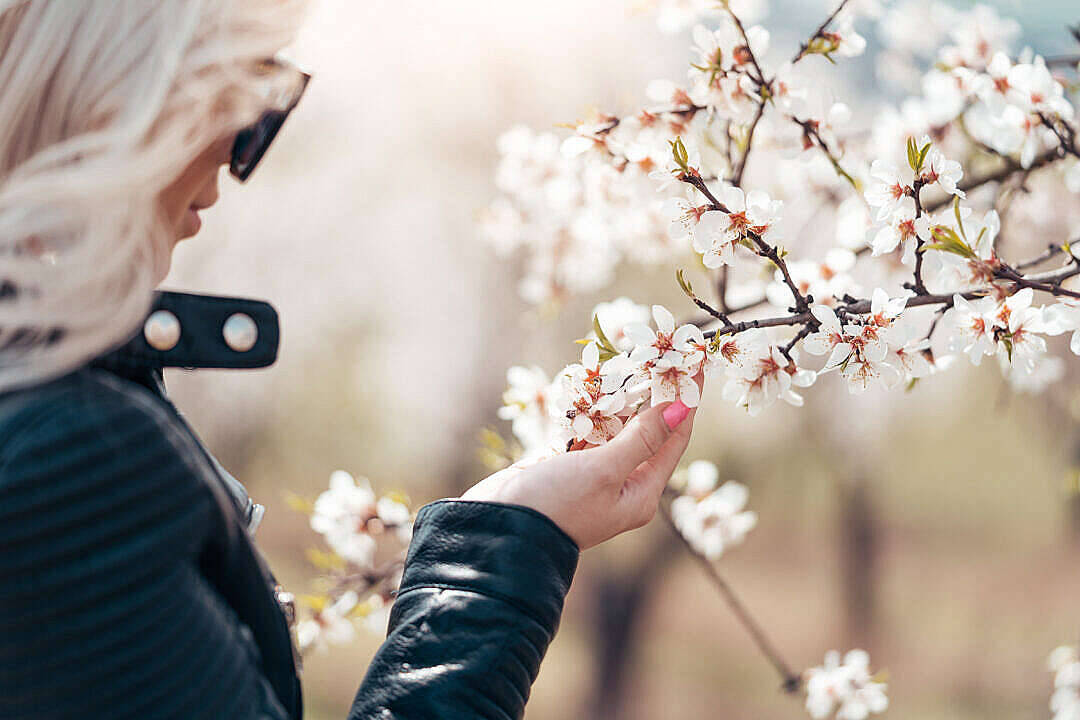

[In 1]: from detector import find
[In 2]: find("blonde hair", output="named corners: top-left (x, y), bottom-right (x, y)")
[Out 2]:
top-left (0, 0), bottom-right (308, 391)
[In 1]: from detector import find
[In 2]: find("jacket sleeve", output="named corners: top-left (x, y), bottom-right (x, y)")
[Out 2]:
top-left (348, 499), bottom-right (580, 720)
top-left (0, 376), bottom-right (290, 720)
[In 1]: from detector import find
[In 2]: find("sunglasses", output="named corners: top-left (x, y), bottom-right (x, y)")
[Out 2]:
top-left (230, 59), bottom-right (311, 182)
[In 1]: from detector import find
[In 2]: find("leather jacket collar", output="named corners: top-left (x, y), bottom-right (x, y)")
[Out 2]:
top-left (93, 290), bottom-right (280, 385)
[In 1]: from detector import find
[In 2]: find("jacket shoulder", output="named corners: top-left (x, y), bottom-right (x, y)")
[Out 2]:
top-left (1, 369), bottom-right (184, 465)
top-left (0, 369), bottom-right (225, 539)
top-left (2, 368), bottom-right (130, 434)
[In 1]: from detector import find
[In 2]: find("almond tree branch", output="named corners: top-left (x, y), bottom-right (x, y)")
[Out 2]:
top-left (701, 260), bottom-right (1080, 341)
top-left (909, 180), bottom-right (930, 296)
top-left (660, 494), bottom-right (802, 693)
top-left (923, 148), bottom-right (1062, 214)
top-left (1016, 243), bottom-right (1068, 271)
top-left (1037, 112), bottom-right (1080, 160)
top-left (716, 265), bottom-right (731, 314)
top-left (689, 148), bottom-right (1070, 328)
top-left (792, 0), bottom-right (853, 65)
top-left (682, 174), bottom-right (812, 313)
top-left (791, 116), bottom-right (861, 191)
top-left (1045, 53), bottom-right (1080, 68)
top-left (724, 5), bottom-right (767, 86)
top-left (732, 101), bottom-right (766, 186)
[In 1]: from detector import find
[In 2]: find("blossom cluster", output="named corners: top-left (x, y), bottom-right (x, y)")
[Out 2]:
top-left (805, 649), bottom-right (889, 720)
top-left (499, 299), bottom-right (706, 457)
top-left (1050, 646), bottom-right (1080, 720)
top-left (478, 124), bottom-right (682, 305)
top-left (291, 471), bottom-right (413, 654)
top-left (669, 460), bottom-right (757, 559)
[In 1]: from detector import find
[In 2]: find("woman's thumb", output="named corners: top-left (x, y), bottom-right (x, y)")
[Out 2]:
top-left (599, 400), bottom-right (691, 478)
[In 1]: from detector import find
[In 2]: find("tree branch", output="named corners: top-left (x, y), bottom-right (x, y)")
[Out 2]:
top-left (682, 175), bottom-right (811, 313)
top-left (792, 0), bottom-right (853, 64)
top-left (733, 102), bottom-right (766, 186)
top-left (921, 148), bottom-right (1061, 214)
top-left (660, 496), bottom-right (802, 693)
top-left (702, 260), bottom-right (1080, 341)
top-left (791, 116), bottom-right (860, 191)
top-left (909, 180), bottom-right (930, 296)
top-left (724, 4), bottom-right (768, 86)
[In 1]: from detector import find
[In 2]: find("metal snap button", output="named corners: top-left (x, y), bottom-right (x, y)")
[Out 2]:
top-left (223, 312), bottom-right (258, 352)
top-left (144, 310), bottom-right (181, 351)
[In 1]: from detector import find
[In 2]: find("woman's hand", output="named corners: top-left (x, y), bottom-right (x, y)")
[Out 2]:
top-left (461, 397), bottom-right (697, 550)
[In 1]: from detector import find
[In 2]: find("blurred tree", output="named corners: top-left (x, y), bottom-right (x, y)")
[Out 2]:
top-left (583, 530), bottom-right (682, 720)
top-left (838, 476), bottom-right (879, 648)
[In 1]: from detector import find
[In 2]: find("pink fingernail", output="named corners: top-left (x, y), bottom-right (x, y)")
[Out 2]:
top-left (663, 400), bottom-right (690, 430)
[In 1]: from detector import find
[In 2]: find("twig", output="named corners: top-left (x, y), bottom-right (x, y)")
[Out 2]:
top-left (996, 264), bottom-right (1080, 300)
top-left (909, 180), bottom-right (929, 296)
top-left (724, 5), bottom-right (768, 86)
top-left (733, 102), bottom-right (766, 186)
top-left (791, 116), bottom-right (860, 192)
top-left (660, 498), bottom-right (802, 693)
top-left (716, 265), bottom-right (731, 314)
top-left (752, 234), bottom-right (811, 312)
top-left (924, 303), bottom-right (950, 342)
top-left (781, 324), bottom-right (815, 361)
top-left (923, 148), bottom-right (1061, 214)
top-left (792, 0), bottom-right (853, 64)
top-left (691, 293), bottom-right (732, 326)
top-left (682, 175), bottom-right (811, 313)
top-left (1038, 112), bottom-right (1080, 160)
top-left (1045, 53), bottom-right (1080, 68)
top-left (1015, 243), bottom-right (1066, 271)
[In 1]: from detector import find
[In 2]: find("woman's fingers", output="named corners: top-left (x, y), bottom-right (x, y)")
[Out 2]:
top-left (597, 400), bottom-right (691, 480)
top-left (617, 404), bottom-right (697, 529)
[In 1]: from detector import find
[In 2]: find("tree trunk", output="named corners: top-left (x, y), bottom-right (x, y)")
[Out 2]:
top-left (838, 477), bottom-right (878, 648)
top-left (584, 531), bottom-right (681, 720)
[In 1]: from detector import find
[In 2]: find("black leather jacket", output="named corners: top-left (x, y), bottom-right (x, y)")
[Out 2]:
top-left (0, 291), bottom-right (579, 720)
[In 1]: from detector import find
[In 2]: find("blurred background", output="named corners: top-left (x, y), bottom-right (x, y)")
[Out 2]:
top-left (164, 0), bottom-right (1080, 718)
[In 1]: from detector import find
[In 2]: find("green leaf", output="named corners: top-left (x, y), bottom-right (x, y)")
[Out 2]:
top-left (592, 314), bottom-right (619, 355)
top-left (597, 348), bottom-right (619, 362)
top-left (479, 427), bottom-right (506, 453)
top-left (906, 137), bottom-right (919, 174)
top-left (917, 141), bottom-right (932, 173)
top-left (299, 593), bottom-right (329, 613)
top-left (676, 268), bottom-right (697, 300)
top-left (284, 491), bottom-right (314, 514)
top-left (905, 377), bottom-right (919, 392)
top-left (923, 226), bottom-right (977, 259)
top-left (952, 196), bottom-right (967, 241)
top-left (669, 136), bottom-right (690, 173)
top-left (305, 548), bottom-right (345, 572)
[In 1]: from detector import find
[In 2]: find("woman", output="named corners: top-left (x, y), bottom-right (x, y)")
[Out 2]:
top-left (0, 2), bottom-right (699, 719)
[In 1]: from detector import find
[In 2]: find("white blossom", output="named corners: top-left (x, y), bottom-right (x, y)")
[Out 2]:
top-left (311, 472), bottom-right (381, 566)
top-left (694, 186), bottom-right (782, 269)
top-left (296, 591), bottom-right (358, 654)
top-left (671, 475), bottom-right (758, 559)
top-left (864, 160), bottom-right (913, 221)
top-left (805, 649), bottom-right (889, 720)
top-left (1049, 646), bottom-right (1080, 720)
top-left (941, 294), bottom-right (998, 365)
